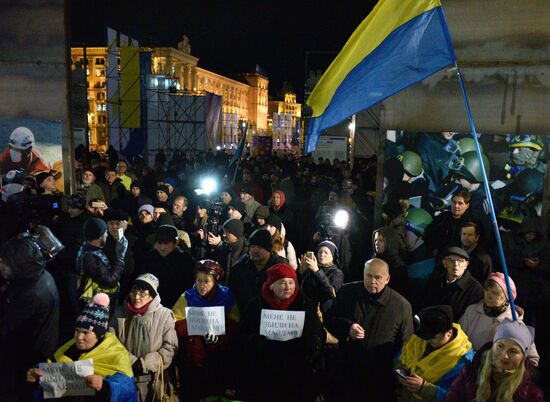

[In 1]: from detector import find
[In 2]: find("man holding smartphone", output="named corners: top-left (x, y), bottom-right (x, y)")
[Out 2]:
top-left (394, 305), bottom-right (473, 402)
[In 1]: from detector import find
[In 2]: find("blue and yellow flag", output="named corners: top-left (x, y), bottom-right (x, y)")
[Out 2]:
top-left (306, 0), bottom-right (456, 153)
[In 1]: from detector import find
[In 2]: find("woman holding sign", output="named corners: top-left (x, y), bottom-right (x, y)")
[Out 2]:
top-left (172, 259), bottom-right (239, 401)
top-left (237, 263), bottom-right (326, 402)
top-left (26, 293), bottom-right (137, 401)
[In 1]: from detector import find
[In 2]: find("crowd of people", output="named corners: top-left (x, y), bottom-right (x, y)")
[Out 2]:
top-left (0, 145), bottom-right (549, 402)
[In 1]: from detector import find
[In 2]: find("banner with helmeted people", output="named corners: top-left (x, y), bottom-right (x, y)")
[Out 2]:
top-left (384, 131), bottom-right (546, 234)
top-left (0, 120), bottom-right (63, 199)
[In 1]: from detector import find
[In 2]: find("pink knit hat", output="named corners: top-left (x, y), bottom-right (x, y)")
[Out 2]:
top-left (486, 272), bottom-right (517, 301)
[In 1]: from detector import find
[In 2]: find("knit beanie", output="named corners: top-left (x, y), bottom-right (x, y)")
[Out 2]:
top-left (228, 199), bottom-right (247, 218)
top-left (265, 214), bottom-right (282, 233)
top-left (130, 180), bottom-right (143, 190)
top-left (133, 273), bottom-right (159, 299)
top-left (163, 177), bottom-right (176, 187)
top-left (254, 205), bottom-right (270, 219)
top-left (138, 204), bottom-right (155, 217)
top-left (155, 224), bottom-right (179, 243)
top-left (485, 272), bottom-right (517, 301)
top-left (317, 240), bottom-right (338, 260)
top-left (494, 319), bottom-right (533, 355)
top-left (249, 228), bottom-right (273, 252)
top-left (223, 218), bottom-right (244, 238)
top-left (240, 184), bottom-right (255, 196)
top-left (83, 217), bottom-right (108, 241)
top-left (104, 209), bottom-right (129, 222)
top-left (75, 293), bottom-right (110, 337)
top-left (265, 263), bottom-right (297, 288)
top-left (156, 185), bottom-right (170, 196)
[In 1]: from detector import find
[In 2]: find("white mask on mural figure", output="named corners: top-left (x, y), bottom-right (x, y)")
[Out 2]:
top-left (9, 148), bottom-right (22, 163)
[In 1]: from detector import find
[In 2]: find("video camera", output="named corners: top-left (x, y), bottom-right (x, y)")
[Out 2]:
top-left (19, 225), bottom-right (65, 260)
top-left (194, 177), bottom-right (224, 236)
top-left (317, 208), bottom-right (350, 241)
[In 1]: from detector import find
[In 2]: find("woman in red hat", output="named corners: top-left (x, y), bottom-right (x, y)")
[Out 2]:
top-left (237, 263), bottom-right (325, 402)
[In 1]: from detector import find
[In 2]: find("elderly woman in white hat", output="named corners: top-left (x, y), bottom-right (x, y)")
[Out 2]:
top-left (111, 273), bottom-right (178, 401)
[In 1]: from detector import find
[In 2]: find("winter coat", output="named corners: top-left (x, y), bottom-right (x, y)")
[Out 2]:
top-left (98, 178), bottom-right (127, 207)
top-left (422, 270), bottom-right (484, 319)
top-left (458, 300), bottom-right (539, 366)
top-left (300, 263), bottom-right (344, 314)
top-left (325, 283), bottom-right (413, 401)
top-left (237, 291), bottom-right (325, 402)
top-left (242, 197), bottom-right (261, 224)
top-left (0, 239), bottom-right (60, 401)
top-left (111, 295), bottom-right (178, 401)
top-left (147, 248), bottom-right (196, 309)
top-left (466, 245), bottom-right (493, 285)
top-left (172, 284), bottom-right (239, 367)
top-left (395, 324), bottom-right (474, 402)
top-left (227, 252), bottom-right (288, 312)
top-left (76, 243), bottom-right (124, 307)
top-left (445, 344), bottom-right (544, 402)
top-left (372, 226), bottom-right (409, 296)
top-left (424, 210), bottom-right (480, 256)
top-left (207, 237), bottom-right (248, 281)
top-left (274, 239), bottom-right (298, 269)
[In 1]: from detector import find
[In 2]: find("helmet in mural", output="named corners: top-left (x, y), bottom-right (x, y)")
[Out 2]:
top-left (508, 168), bottom-right (544, 198)
top-left (406, 207), bottom-right (433, 236)
top-left (8, 127), bottom-right (35, 150)
top-left (449, 151), bottom-right (489, 183)
top-left (397, 151), bottom-right (422, 177)
top-left (457, 137), bottom-right (483, 155)
top-left (507, 134), bottom-right (543, 151)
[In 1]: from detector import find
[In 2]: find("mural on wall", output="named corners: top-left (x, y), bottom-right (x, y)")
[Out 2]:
top-left (384, 131), bottom-right (546, 233)
top-left (0, 120), bottom-right (64, 194)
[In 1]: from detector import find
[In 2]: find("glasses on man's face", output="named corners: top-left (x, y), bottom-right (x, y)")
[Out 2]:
top-left (445, 257), bottom-right (467, 265)
top-left (130, 288), bottom-right (150, 298)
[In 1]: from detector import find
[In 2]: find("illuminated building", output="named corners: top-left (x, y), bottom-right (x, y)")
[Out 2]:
top-left (71, 36), bottom-right (300, 152)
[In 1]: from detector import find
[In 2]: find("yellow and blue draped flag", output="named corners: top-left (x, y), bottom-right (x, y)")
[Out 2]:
top-left (306, 0), bottom-right (456, 153)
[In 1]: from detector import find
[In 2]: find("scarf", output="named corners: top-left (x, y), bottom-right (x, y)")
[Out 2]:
top-left (126, 298), bottom-right (153, 315)
top-left (400, 323), bottom-right (472, 385)
top-left (172, 284), bottom-right (236, 321)
top-left (261, 281), bottom-right (299, 310)
top-left (483, 301), bottom-right (510, 317)
top-left (54, 332), bottom-right (133, 378)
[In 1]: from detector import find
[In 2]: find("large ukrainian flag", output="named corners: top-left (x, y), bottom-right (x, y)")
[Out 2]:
top-left (306, 0), bottom-right (456, 153)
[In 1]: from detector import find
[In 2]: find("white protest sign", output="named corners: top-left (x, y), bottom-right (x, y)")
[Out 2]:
top-left (39, 358), bottom-right (95, 399)
top-left (260, 309), bottom-right (305, 341)
top-left (185, 306), bottom-right (226, 336)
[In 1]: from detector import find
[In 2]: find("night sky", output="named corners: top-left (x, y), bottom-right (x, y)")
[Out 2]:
top-left (70, 0), bottom-right (377, 102)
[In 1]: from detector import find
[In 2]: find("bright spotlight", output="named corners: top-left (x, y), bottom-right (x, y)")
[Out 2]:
top-left (200, 177), bottom-right (217, 196)
top-left (333, 209), bottom-right (350, 230)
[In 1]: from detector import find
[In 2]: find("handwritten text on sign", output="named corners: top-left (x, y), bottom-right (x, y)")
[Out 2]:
top-left (39, 358), bottom-right (95, 399)
top-left (260, 309), bottom-right (305, 341)
top-left (185, 306), bottom-right (226, 336)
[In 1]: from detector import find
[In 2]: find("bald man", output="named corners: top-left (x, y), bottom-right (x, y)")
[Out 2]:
top-left (326, 258), bottom-right (413, 401)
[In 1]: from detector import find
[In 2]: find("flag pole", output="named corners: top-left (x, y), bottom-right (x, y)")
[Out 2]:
top-left (454, 61), bottom-right (518, 320)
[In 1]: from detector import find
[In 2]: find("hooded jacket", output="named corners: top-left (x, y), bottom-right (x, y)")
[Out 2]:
top-left (0, 238), bottom-right (60, 400)
top-left (372, 226), bottom-right (408, 295)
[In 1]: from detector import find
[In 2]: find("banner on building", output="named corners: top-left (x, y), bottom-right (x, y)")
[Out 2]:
top-left (120, 47), bottom-right (141, 129)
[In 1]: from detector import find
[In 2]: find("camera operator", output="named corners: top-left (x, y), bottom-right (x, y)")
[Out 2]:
top-left (20, 171), bottom-right (65, 231)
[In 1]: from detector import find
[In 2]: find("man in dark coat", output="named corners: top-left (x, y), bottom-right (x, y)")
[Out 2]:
top-left (460, 221), bottom-right (492, 284)
top-left (422, 246), bottom-right (484, 319)
top-left (207, 218), bottom-right (248, 278)
top-left (326, 258), bottom-right (413, 401)
top-left (0, 237), bottom-right (60, 401)
top-left (424, 189), bottom-right (480, 259)
top-left (97, 167), bottom-right (127, 207)
top-left (227, 228), bottom-right (287, 312)
top-left (147, 224), bottom-right (196, 309)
